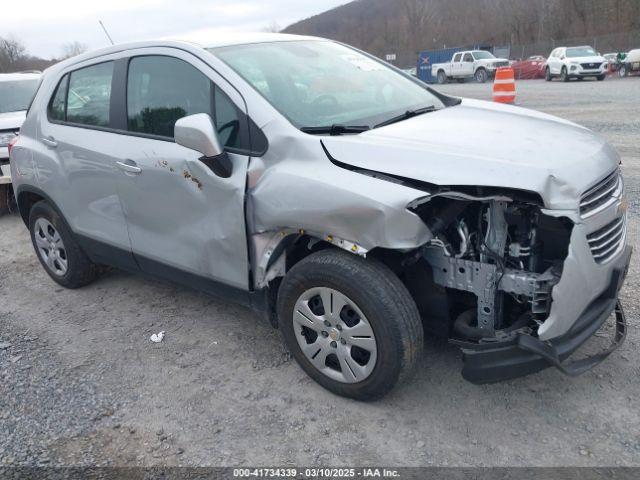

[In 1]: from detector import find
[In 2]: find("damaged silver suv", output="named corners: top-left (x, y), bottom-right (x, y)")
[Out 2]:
top-left (11, 34), bottom-right (631, 400)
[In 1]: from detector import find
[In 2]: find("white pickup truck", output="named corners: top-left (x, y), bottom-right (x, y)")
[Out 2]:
top-left (432, 50), bottom-right (510, 84)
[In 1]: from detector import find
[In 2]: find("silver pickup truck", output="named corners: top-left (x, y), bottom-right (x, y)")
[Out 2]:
top-left (432, 50), bottom-right (510, 84)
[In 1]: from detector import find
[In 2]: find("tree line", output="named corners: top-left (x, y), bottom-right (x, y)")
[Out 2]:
top-left (0, 36), bottom-right (87, 73)
top-left (284, 0), bottom-right (640, 62)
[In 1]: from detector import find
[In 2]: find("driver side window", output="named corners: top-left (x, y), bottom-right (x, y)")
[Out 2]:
top-left (127, 55), bottom-right (212, 139)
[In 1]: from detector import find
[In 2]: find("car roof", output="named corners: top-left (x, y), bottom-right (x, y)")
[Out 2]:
top-left (0, 72), bottom-right (42, 82)
top-left (48, 33), bottom-right (323, 72)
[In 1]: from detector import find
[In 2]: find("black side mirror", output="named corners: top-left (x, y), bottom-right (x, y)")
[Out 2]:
top-left (199, 152), bottom-right (233, 179)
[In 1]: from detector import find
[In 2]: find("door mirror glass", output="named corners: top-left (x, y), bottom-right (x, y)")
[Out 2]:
top-left (175, 113), bottom-right (223, 158)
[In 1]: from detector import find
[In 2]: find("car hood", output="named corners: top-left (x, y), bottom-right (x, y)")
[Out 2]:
top-left (321, 99), bottom-right (619, 210)
top-left (0, 110), bottom-right (26, 131)
top-left (568, 56), bottom-right (606, 63)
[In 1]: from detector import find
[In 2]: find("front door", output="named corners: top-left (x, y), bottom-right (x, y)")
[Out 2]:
top-left (112, 52), bottom-right (251, 291)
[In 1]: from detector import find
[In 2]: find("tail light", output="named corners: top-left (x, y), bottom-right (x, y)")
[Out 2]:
top-left (7, 135), bottom-right (19, 158)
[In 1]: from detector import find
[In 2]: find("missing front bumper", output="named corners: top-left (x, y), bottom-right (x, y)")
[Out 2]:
top-left (459, 246), bottom-right (631, 384)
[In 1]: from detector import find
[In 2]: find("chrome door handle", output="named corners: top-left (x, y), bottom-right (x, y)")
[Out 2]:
top-left (42, 137), bottom-right (58, 148)
top-left (116, 161), bottom-right (142, 174)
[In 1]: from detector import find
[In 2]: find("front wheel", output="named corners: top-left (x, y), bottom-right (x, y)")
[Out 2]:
top-left (597, 74), bottom-right (606, 81)
top-left (474, 68), bottom-right (488, 83)
top-left (545, 67), bottom-right (552, 81)
top-left (619, 65), bottom-right (628, 77)
top-left (560, 66), bottom-right (570, 82)
top-left (277, 250), bottom-right (423, 401)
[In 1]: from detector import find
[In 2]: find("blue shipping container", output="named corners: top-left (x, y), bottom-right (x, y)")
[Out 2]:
top-left (418, 47), bottom-right (465, 83)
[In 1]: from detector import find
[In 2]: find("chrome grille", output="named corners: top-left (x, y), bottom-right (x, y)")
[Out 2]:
top-left (580, 169), bottom-right (622, 217)
top-left (587, 216), bottom-right (626, 264)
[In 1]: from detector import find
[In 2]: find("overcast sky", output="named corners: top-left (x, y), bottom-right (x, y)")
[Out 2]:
top-left (1, 0), bottom-right (348, 59)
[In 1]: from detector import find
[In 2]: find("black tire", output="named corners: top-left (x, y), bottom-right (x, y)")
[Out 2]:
top-left (474, 68), bottom-right (488, 83)
top-left (597, 74), bottom-right (606, 81)
top-left (277, 249), bottom-right (423, 401)
top-left (436, 70), bottom-right (447, 84)
top-left (561, 66), bottom-right (570, 82)
top-left (545, 67), bottom-right (552, 81)
top-left (0, 185), bottom-right (9, 216)
top-left (29, 201), bottom-right (98, 288)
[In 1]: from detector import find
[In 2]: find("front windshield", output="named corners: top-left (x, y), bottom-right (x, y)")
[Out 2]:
top-left (0, 79), bottom-right (39, 114)
top-left (472, 51), bottom-right (495, 60)
top-left (211, 40), bottom-right (444, 129)
top-left (566, 47), bottom-right (597, 58)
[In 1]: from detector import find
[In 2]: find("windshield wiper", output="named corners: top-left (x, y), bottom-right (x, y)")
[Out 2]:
top-left (374, 105), bottom-right (437, 129)
top-left (300, 125), bottom-right (371, 136)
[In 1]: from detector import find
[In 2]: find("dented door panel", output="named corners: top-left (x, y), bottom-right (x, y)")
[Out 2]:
top-left (113, 136), bottom-right (250, 290)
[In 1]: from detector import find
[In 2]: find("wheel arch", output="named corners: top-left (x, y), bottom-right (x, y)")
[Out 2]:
top-left (15, 185), bottom-right (64, 228)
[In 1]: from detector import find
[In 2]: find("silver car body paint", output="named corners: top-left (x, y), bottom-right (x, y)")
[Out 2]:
top-left (11, 34), bottom-right (628, 342)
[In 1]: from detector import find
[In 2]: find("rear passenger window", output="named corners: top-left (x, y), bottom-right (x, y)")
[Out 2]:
top-left (453, 53), bottom-right (462, 62)
top-left (66, 62), bottom-right (113, 127)
top-left (463, 53), bottom-right (474, 62)
top-left (49, 75), bottom-right (68, 121)
top-left (127, 56), bottom-right (212, 138)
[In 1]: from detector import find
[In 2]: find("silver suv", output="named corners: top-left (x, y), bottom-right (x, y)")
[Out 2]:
top-left (11, 34), bottom-right (631, 400)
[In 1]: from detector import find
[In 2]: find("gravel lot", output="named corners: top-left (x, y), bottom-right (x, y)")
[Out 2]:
top-left (1, 78), bottom-right (640, 468)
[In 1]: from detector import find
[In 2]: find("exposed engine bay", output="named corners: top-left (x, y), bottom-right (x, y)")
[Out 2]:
top-left (408, 193), bottom-right (573, 343)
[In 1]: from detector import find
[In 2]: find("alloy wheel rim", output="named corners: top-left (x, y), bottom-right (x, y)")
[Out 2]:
top-left (34, 218), bottom-right (68, 276)
top-left (293, 287), bottom-right (377, 384)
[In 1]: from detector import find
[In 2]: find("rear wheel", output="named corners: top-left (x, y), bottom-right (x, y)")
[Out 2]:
top-left (619, 65), bottom-right (628, 77)
top-left (29, 201), bottom-right (98, 288)
top-left (437, 70), bottom-right (447, 84)
top-left (474, 68), bottom-right (488, 83)
top-left (277, 249), bottom-right (423, 401)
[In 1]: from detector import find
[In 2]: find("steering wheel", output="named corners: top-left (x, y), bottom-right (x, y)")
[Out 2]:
top-left (217, 120), bottom-right (240, 147)
top-left (311, 95), bottom-right (339, 109)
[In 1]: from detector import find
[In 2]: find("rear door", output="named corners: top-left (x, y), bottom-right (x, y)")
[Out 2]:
top-left (461, 53), bottom-right (475, 76)
top-left (112, 49), bottom-right (254, 291)
top-left (38, 59), bottom-right (136, 269)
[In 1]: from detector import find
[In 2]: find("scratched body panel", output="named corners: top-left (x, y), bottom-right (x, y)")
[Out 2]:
top-left (110, 134), bottom-right (250, 290)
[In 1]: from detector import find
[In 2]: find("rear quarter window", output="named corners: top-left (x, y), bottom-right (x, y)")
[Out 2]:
top-left (48, 75), bottom-right (69, 121)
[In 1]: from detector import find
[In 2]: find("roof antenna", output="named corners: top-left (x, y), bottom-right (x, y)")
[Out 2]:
top-left (99, 20), bottom-right (115, 45)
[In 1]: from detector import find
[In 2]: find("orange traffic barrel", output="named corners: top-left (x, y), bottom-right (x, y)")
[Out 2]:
top-left (493, 67), bottom-right (516, 104)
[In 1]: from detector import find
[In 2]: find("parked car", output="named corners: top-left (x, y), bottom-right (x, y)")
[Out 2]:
top-left (0, 72), bottom-right (41, 213)
top-left (545, 46), bottom-right (607, 81)
top-left (618, 49), bottom-right (640, 77)
top-left (511, 55), bottom-right (546, 79)
top-left (11, 34), bottom-right (631, 400)
top-left (432, 50), bottom-right (510, 83)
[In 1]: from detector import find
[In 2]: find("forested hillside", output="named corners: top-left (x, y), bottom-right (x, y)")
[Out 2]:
top-left (284, 0), bottom-right (640, 64)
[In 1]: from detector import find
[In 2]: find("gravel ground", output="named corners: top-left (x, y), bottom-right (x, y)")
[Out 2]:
top-left (1, 78), bottom-right (640, 468)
